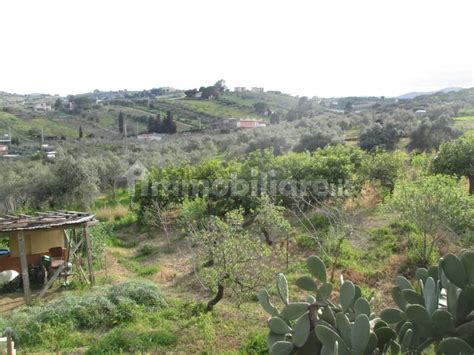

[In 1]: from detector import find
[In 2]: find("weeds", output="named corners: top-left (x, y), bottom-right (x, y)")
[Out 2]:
top-left (114, 251), bottom-right (160, 277)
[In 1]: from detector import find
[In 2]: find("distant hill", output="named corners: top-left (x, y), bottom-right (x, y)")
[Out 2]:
top-left (0, 88), bottom-right (300, 142)
top-left (397, 87), bottom-right (465, 100)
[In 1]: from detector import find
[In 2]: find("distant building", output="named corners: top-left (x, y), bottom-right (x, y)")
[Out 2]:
top-left (1, 154), bottom-right (20, 158)
top-left (214, 118), bottom-right (267, 130)
top-left (251, 87), bottom-right (264, 93)
top-left (0, 145), bottom-right (8, 156)
top-left (0, 134), bottom-right (11, 145)
top-left (234, 87), bottom-right (247, 92)
top-left (214, 118), bottom-right (239, 130)
top-left (238, 118), bottom-right (266, 128)
top-left (415, 109), bottom-right (427, 117)
top-left (137, 133), bottom-right (163, 142)
top-left (34, 103), bottom-right (52, 112)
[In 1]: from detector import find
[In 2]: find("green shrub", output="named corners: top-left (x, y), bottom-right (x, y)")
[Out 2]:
top-left (38, 294), bottom-right (117, 329)
top-left (302, 213), bottom-right (330, 233)
top-left (241, 330), bottom-right (268, 355)
top-left (3, 281), bottom-right (167, 348)
top-left (107, 280), bottom-right (167, 308)
top-left (295, 234), bottom-right (318, 249)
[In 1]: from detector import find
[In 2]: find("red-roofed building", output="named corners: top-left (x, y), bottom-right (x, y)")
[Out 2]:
top-left (237, 119), bottom-right (267, 128)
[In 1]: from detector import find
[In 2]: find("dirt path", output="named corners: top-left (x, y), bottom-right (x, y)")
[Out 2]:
top-left (149, 237), bottom-right (207, 299)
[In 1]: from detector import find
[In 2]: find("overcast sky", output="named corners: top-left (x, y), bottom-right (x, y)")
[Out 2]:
top-left (0, 0), bottom-right (472, 97)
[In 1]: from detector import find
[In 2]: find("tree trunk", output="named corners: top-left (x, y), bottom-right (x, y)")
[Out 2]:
top-left (262, 227), bottom-right (273, 245)
top-left (206, 284), bottom-right (224, 311)
top-left (111, 183), bottom-right (116, 201)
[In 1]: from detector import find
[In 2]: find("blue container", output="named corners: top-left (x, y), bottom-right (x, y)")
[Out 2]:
top-left (0, 248), bottom-right (10, 256)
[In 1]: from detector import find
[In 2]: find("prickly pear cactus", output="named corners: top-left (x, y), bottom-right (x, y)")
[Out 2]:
top-left (259, 251), bottom-right (474, 355)
top-left (380, 250), bottom-right (474, 354)
top-left (259, 256), bottom-right (397, 354)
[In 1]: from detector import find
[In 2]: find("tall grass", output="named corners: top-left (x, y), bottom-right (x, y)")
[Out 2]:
top-left (95, 205), bottom-right (129, 222)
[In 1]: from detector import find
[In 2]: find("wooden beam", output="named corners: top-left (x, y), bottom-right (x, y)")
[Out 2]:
top-left (17, 231), bottom-right (31, 306)
top-left (37, 263), bottom-right (67, 300)
top-left (83, 225), bottom-right (95, 286)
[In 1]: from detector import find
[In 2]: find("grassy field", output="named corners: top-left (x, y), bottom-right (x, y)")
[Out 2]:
top-left (0, 111), bottom-right (78, 139)
top-left (177, 98), bottom-right (257, 118)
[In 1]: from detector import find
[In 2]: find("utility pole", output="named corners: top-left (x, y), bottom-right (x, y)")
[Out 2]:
top-left (41, 128), bottom-right (44, 146)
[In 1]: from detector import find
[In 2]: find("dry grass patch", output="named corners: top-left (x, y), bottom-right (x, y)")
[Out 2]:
top-left (95, 205), bottom-right (129, 222)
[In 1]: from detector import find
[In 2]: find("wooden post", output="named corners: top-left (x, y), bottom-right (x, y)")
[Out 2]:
top-left (17, 231), bottom-right (31, 306)
top-left (83, 224), bottom-right (95, 286)
top-left (5, 327), bottom-right (15, 355)
top-left (66, 229), bottom-right (75, 265)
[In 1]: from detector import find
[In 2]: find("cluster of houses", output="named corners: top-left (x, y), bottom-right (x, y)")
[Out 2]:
top-left (0, 132), bottom-right (58, 159)
top-left (234, 87), bottom-right (265, 93)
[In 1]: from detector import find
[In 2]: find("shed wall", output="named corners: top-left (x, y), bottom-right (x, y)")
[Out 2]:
top-left (9, 230), bottom-right (65, 257)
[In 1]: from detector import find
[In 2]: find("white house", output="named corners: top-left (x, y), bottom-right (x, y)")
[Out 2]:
top-left (34, 103), bottom-right (52, 112)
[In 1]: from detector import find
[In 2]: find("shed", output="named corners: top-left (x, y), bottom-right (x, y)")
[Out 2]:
top-left (0, 211), bottom-right (97, 305)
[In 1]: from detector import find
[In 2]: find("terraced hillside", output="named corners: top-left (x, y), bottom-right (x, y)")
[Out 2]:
top-left (0, 90), bottom-right (301, 141)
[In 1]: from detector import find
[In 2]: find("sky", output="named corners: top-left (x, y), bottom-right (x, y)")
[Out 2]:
top-left (0, 0), bottom-right (473, 98)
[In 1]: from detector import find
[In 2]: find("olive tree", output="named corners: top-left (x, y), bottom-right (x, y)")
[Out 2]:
top-left (358, 122), bottom-right (401, 152)
top-left (96, 152), bottom-right (126, 200)
top-left (432, 135), bottom-right (474, 194)
top-left (190, 209), bottom-right (281, 311)
top-left (50, 154), bottom-right (100, 209)
top-left (407, 118), bottom-right (461, 152)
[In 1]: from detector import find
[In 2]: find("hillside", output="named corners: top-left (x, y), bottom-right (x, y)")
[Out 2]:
top-left (0, 90), bottom-right (301, 142)
top-left (1, 87), bottom-right (473, 157)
